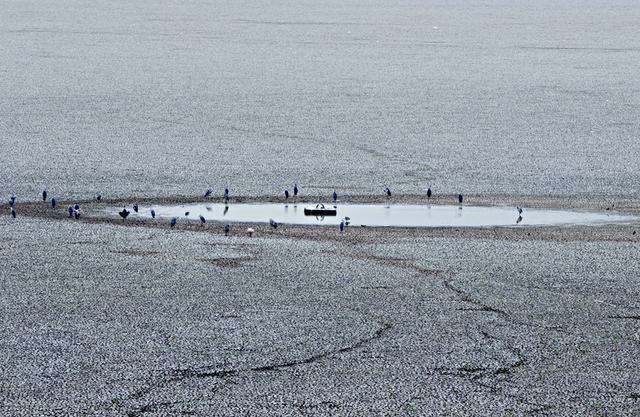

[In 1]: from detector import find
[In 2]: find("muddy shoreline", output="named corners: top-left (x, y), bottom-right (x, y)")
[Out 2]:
top-left (7, 194), bottom-right (640, 243)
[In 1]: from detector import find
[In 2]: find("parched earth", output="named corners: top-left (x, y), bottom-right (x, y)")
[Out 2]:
top-left (2, 0), bottom-right (640, 414)
top-left (1, 195), bottom-right (640, 415)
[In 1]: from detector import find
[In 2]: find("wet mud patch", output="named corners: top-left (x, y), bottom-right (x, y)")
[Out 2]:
top-left (343, 252), bottom-right (444, 277)
top-left (110, 249), bottom-right (161, 257)
top-left (200, 242), bottom-right (256, 252)
top-left (360, 285), bottom-right (393, 290)
top-left (197, 256), bottom-right (255, 268)
top-left (68, 240), bottom-right (104, 246)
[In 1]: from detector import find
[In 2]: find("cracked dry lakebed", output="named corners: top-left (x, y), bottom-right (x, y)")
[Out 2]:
top-left (2, 194), bottom-right (640, 415)
top-left (3, 0), bottom-right (640, 414)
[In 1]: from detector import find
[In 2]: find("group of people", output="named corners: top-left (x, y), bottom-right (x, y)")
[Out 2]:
top-left (7, 185), bottom-right (463, 232)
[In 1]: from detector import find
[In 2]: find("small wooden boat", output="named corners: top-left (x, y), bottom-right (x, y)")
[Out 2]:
top-left (304, 203), bottom-right (337, 216)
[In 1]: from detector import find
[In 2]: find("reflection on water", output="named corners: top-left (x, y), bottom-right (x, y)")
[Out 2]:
top-left (107, 203), bottom-right (635, 228)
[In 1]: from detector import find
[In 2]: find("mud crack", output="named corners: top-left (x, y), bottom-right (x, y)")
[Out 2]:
top-left (113, 320), bottom-right (392, 415)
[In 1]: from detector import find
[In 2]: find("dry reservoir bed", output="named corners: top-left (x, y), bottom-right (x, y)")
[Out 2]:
top-left (2, 194), bottom-right (640, 415)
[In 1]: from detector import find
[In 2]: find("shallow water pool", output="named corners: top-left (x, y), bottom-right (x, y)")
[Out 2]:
top-left (107, 203), bottom-right (635, 228)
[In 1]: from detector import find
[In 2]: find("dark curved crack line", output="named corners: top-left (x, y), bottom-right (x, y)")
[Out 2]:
top-left (609, 315), bottom-right (640, 320)
top-left (345, 250), bottom-right (559, 413)
top-left (118, 321), bottom-right (392, 415)
top-left (172, 321), bottom-right (391, 379)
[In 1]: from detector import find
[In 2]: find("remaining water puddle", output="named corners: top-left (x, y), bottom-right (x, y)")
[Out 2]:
top-left (106, 203), bottom-right (635, 228)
